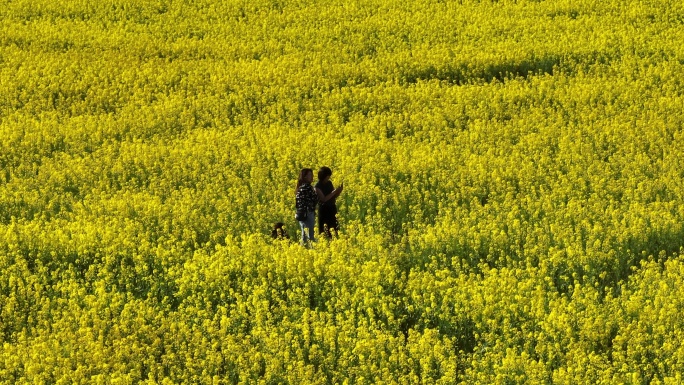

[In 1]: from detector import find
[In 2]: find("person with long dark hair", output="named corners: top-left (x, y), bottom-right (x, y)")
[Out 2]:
top-left (315, 166), bottom-right (343, 239)
top-left (295, 168), bottom-right (317, 246)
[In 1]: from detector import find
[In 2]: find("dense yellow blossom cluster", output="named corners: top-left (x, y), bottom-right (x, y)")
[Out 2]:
top-left (1, 0), bottom-right (684, 383)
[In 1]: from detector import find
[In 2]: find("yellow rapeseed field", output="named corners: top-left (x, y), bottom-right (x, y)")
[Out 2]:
top-left (1, 0), bottom-right (684, 383)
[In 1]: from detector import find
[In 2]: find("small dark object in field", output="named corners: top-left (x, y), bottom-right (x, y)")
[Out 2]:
top-left (271, 222), bottom-right (290, 240)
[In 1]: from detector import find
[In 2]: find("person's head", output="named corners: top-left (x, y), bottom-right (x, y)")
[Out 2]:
top-left (318, 166), bottom-right (332, 182)
top-left (299, 168), bottom-right (313, 184)
top-left (295, 168), bottom-right (314, 194)
top-left (271, 222), bottom-right (289, 240)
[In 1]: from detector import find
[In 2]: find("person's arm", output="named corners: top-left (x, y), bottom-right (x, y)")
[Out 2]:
top-left (316, 185), bottom-right (342, 203)
top-left (309, 186), bottom-right (319, 209)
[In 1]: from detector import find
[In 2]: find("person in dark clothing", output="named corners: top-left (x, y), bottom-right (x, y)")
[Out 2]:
top-left (295, 168), bottom-right (318, 246)
top-left (315, 166), bottom-right (343, 239)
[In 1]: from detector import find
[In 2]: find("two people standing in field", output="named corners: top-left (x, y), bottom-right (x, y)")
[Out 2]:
top-left (294, 167), bottom-right (343, 246)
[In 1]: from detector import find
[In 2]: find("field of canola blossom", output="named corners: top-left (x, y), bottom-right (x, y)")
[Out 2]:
top-left (2, 0), bottom-right (684, 383)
